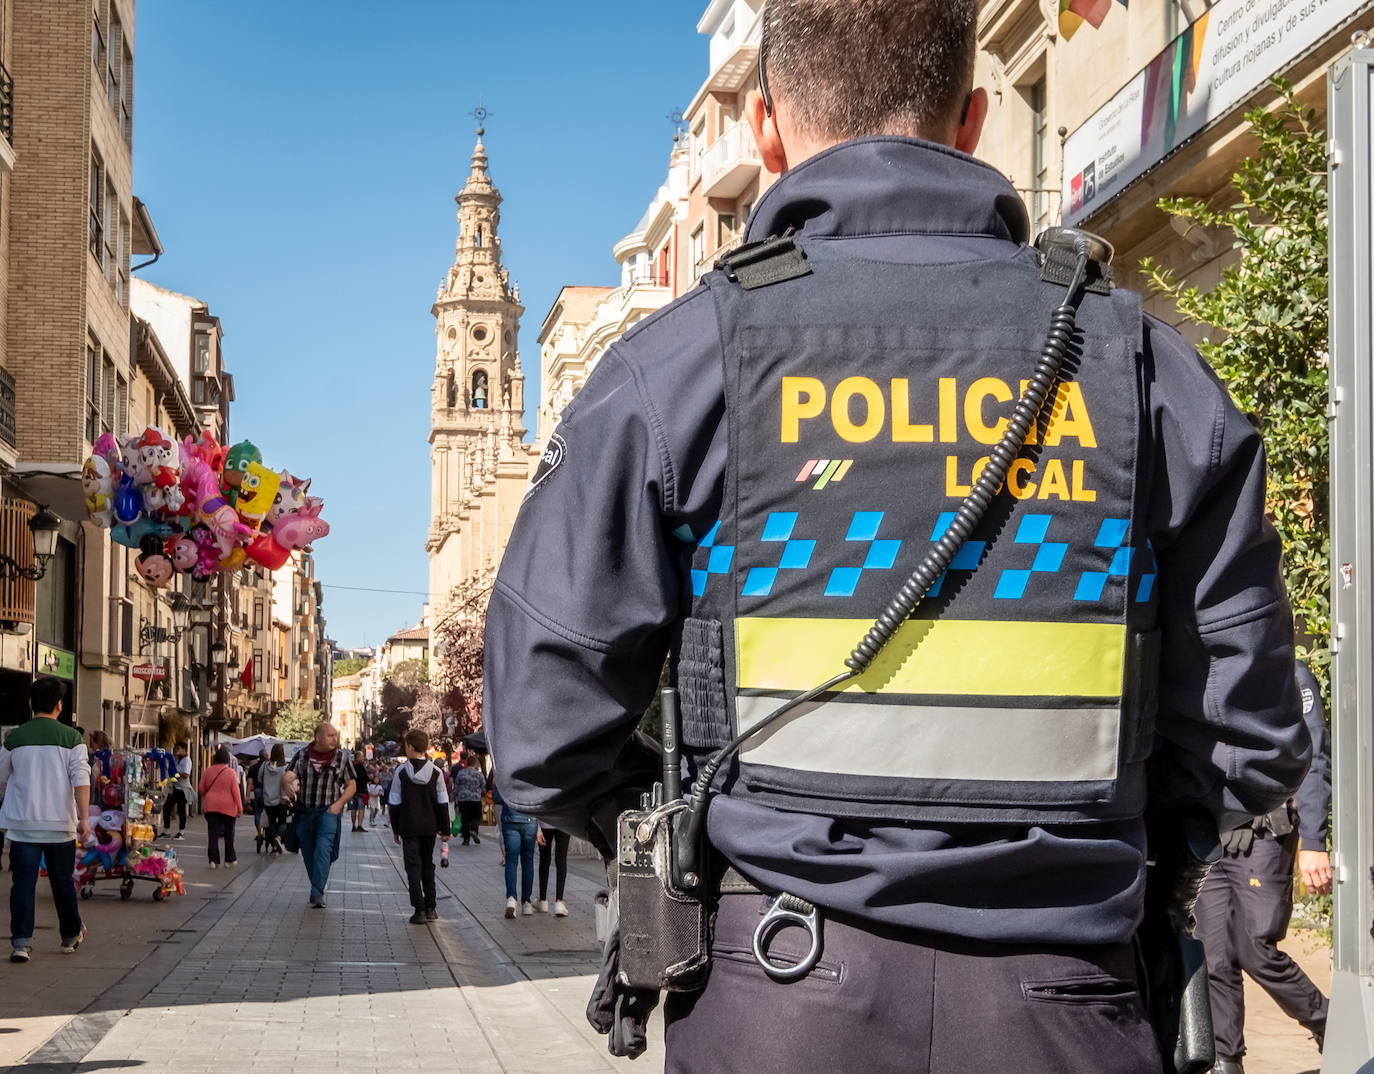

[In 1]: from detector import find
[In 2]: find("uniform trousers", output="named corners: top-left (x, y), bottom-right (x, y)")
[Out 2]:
top-left (664, 894), bottom-right (1161, 1074)
top-left (1193, 828), bottom-right (1328, 1058)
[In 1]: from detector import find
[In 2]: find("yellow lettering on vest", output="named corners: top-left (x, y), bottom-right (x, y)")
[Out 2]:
top-left (938, 378), bottom-right (958, 443)
top-left (890, 379), bottom-right (934, 443)
top-left (964, 378), bottom-right (1013, 445)
top-left (1007, 458), bottom-right (1037, 500)
top-left (1071, 460), bottom-right (1098, 503)
top-left (945, 455), bottom-right (971, 496)
top-left (781, 376), bottom-right (826, 443)
top-left (832, 377), bottom-right (886, 443)
top-left (1043, 382), bottom-right (1098, 448)
top-left (1037, 458), bottom-right (1071, 501)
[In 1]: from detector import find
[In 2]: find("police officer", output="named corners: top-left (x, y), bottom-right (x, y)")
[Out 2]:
top-left (485, 2), bottom-right (1311, 1071)
top-left (1194, 659), bottom-right (1331, 1073)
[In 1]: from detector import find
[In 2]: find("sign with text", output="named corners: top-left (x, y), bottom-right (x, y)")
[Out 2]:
top-left (132, 664), bottom-right (167, 682)
top-left (1063, 0), bottom-right (1370, 224)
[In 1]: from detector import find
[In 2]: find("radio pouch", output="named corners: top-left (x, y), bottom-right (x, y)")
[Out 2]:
top-left (615, 807), bottom-right (710, 992)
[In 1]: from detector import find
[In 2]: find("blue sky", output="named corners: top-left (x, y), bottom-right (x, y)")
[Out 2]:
top-left (134, 1), bottom-right (707, 648)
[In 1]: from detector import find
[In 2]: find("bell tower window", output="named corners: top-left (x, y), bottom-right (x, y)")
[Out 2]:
top-left (445, 373), bottom-right (457, 409)
top-left (471, 369), bottom-right (489, 409)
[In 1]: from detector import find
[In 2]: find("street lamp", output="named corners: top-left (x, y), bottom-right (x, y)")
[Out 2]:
top-left (0, 506), bottom-right (61, 582)
top-left (210, 640), bottom-right (227, 665)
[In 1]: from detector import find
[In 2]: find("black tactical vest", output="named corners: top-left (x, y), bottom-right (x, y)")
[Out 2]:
top-left (677, 239), bottom-right (1159, 826)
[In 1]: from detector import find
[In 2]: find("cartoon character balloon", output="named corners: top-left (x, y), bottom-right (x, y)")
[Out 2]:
top-left (82, 456), bottom-right (115, 528)
top-left (222, 441), bottom-right (262, 507)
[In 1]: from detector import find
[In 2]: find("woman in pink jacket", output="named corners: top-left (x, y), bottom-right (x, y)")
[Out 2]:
top-left (198, 746), bottom-right (243, 868)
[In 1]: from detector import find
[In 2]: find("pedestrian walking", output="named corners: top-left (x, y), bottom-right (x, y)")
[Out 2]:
top-left (1195, 659), bottom-right (1332, 1073)
top-left (246, 748), bottom-right (269, 853)
top-left (0, 678), bottom-right (90, 962)
top-left (493, 784), bottom-right (536, 919)
top-left (366, 772), bottom-right (384, 827)
top-left (451, 751), bottom-right (485, 846)
top-left (484, 1), bottom-right (1312, 1068)
top-left (260, 744), bottom-right (289, 854)
top-left (160, 740), bottom-right (193, 839)
top-left (199, 746), bottom-right (243, 869)
top-left (536, 822), bottom-right (570, 917)
top-left (387, 729), bottom-right (451, 924)
top-left (349, 750), bottom-right (370, 832)
top-left (285, 723), bottom-right (355, 908)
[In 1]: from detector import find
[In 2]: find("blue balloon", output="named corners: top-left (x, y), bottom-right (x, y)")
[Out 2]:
top-left (111, 517), bottom-right (173, 549)
top-left (113, 475), bottom-right (143, 525)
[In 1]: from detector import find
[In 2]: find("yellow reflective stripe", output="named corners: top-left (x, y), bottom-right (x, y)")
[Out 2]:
top-left (736, 617), bottom-right (1125, 697)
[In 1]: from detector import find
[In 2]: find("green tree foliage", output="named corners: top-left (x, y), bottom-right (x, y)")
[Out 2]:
top-left (274, 700), bottom-right (322, 742)
top-left (1141, 80), bottom-right (1329, 676)
top-left (332, 657), bottom-right (368, 678)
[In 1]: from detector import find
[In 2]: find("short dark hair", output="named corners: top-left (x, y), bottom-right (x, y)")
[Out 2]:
top-left (30, 678), bottom-right (64, 716)
top-left (404, 729), bottom-right (430, 753)
top-left (212, 746), bottom-right (231, 765)
top-left (270, 743), bottom-right (286, 764)
top-left (763, 0), bottom-right (977, 139)
top-left (174, 740), bottom-right (189, 752)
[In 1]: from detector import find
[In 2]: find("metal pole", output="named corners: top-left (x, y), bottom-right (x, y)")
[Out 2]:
top-left (1325, 38), bottom-right (1374, 1073)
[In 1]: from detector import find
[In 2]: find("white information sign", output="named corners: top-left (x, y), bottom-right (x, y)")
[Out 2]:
top-left (1062, 0), bottom-right (1370, 223)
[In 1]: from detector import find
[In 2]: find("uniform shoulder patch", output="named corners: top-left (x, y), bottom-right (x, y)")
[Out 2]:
top-left (525, 432), bottom-right (567, 502)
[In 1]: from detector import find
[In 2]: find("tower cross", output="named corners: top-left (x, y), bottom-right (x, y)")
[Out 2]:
top-left (469, 102), bottom-right (494, 135)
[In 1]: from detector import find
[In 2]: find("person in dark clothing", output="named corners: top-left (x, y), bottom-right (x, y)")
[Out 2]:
top-left (536, 822), bottom-right (570, 917)
top-left (387, 729), bottom-right (451, 924)
top-left (349, 750), bottom-right (370, 832)
top-left (1195, 660), bottom-right (1332, 1073)
top-left (451, 751), bottom-right (487, 846)
top-left (484, 1), bottom-right (1310, 1068)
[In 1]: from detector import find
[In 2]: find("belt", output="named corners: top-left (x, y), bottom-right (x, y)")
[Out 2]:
top-left (712, 861), bottom-right (822, 981)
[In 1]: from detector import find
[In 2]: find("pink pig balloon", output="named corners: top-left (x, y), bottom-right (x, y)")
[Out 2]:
top-left (272, 502), bottom-right (330, 551)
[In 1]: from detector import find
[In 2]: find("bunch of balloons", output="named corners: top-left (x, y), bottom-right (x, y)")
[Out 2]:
top-left (82, 428), bottom-right (331, 588)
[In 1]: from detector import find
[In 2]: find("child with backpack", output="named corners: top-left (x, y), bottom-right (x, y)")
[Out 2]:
top-left (387, 729), bottom-right (451, 924)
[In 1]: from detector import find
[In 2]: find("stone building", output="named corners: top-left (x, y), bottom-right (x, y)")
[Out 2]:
top-left (974, 0), bottom-right (1368, 330)
top-left (425, 130), bottom-right (538, 631)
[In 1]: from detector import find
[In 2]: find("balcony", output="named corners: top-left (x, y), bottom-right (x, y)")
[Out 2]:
top-left (699, 122), bottom-right (761, 199)
top-left (0, 62), bottom-right (12, 146)
top-left (0, 368), bottom-right (16, 449)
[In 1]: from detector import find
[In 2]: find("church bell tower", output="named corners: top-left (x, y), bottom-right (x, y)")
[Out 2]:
top-left (426, 120), bottom-right (537, 621)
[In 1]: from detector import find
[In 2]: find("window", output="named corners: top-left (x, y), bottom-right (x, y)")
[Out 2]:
top-left (470, 369), bottom-right (489, 409)
top-left (120, 42), bottom-right (133, 145)
top-left (101, 356), bottom-right (116, 436)
top-left (192, 379), bottom-right (205, 405)
top-left (115, 372), bottom-right (128, 434)
top-left (116, 208), bottom-right (129, 306)
top-left (86, 338), bottom-right (101, 443)
top-left (91, 4), bottom-right (106, 73)
top-left (193, 332), bottom-right (210, 373)
top-left (107, 9), bottom-right (122, 113)
top-left (740, 202), bottom-right (753, 227)
top-left (690, 225), bottom-right (705, 277)
top-left (253, 601), bottom-right (264, 631)
top-left (1029, 77), bottom-right (1050, 232)
top-left (104, 177), bottom-right (117, 285)
top-left (89, 152), bottom-right (104, 261)
top-left (718, 213), bottom-right (736, 248)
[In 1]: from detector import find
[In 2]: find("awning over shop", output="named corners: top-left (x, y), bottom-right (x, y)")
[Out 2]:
top-left (9, 463), bottom-right (86, 521)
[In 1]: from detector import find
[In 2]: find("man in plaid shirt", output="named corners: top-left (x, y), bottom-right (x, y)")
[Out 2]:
top-left (286, 723), bottom-right (355, 908)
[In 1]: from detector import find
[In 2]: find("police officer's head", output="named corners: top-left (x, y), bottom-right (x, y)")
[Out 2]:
top-left (746, 0), bottom-right (985, 173)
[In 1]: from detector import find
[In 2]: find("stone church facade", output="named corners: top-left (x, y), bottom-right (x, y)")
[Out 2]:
top-left (426, 130), bottom-right (538, 634)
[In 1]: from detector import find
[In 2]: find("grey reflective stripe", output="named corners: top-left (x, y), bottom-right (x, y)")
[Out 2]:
top-left (736, 694), bottom-right (1121, 783)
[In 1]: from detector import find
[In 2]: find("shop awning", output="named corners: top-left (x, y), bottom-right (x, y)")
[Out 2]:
top-left (9, 464), bottom-right (86, 521)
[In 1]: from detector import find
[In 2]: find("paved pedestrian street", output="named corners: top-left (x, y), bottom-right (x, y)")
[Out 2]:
top-left (0, 825), bottom-right (1332, 1074)
top-left (0, 826), bottom-right (663, 1074)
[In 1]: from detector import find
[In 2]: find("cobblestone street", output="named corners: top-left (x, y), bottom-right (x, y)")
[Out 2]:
top-left (0, 823), bottom-right (1333, 1074)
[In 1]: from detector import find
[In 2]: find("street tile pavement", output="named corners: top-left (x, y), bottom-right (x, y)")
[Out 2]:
top-left (73, 823), bottom-right (664, 1074)
top-left (0, 817), bottom-right (1337, 1074)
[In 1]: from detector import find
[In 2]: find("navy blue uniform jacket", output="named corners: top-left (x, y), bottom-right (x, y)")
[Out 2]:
top-left (485, 138), bottom-right (1311, 945)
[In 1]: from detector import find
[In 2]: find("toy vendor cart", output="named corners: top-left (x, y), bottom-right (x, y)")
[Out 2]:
top-left (76, 748), bottom-right (185, 902)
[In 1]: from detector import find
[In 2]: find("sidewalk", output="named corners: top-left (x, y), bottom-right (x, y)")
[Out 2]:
top-left (0, 818), bottom-right (1334, 1074)
top-left (2, 822), bottom-right (663, 1074)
